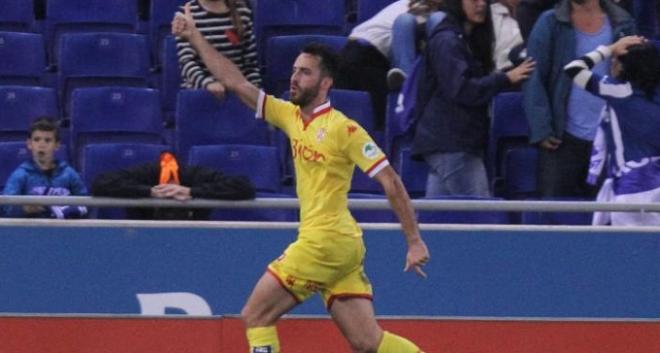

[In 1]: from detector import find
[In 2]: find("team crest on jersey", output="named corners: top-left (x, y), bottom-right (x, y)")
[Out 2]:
top-left (316, 128), bottom-right (327, 142)
top-left (347, 125), bottom-right (358, 136)
top-left (362, 142), bottom-right (380, 160)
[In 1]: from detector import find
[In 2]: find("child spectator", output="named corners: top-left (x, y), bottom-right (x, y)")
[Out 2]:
top-left (3, 118), bottom-right (88, 219)
top-left (564, 36), bottom-right (660, 225)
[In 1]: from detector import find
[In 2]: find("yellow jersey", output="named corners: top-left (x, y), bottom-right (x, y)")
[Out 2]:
top-left (256, 91), bottom-right (389, 238)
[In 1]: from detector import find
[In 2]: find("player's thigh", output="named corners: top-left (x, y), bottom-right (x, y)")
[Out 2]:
top-left (329, 297), bottom-right (383, 351)
top-left (241, 271), bottom-right (298, 327)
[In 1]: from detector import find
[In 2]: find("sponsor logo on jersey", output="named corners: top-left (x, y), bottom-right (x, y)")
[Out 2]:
top-left (347, 125), bottom-right (358, 136)
top-left (253, 346), bottom-right (272, 353)
top-left (292, 138), bottom-right (326, 162)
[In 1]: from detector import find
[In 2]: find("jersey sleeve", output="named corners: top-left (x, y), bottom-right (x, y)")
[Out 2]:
top-left (338, 119), bottom-right (389, 177)
top-left (255, 90), bottom-right (297, 136)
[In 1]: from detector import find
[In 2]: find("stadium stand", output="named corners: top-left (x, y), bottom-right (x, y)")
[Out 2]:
top-left (57, 32), bottom-right (151, 115)
top-left (0, 86), bottom-right (59, 142)
top-left (0, 0), bottom-right (34, 32)
top-left (149, 0), bottom-right (187, 67)
top-left (188, 144), bottom-right (298, 221)
top-left (175, 90), bottom-right (270, 165)
top-left (253, 0), bottom-right (346, 63)
top-left (0, 32), bottom-right (47, 86)
top-left (45, 0), bottom-right (139, 64)
top-left (417, 196), bottom-right (512, 224)
top-left (502, 146), bottom-right (539, 200)
top-left (81, 142), bottom-right (169, 219)
top-left (69, 87), bottom-right (164, 169)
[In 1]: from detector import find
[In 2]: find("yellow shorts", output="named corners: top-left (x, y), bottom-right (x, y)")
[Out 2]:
top-left (267, 232), bottom-right (373, 309)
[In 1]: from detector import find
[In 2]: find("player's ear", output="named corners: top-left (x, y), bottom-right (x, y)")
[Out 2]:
top-left (321, 76), bottom-right (333, 91)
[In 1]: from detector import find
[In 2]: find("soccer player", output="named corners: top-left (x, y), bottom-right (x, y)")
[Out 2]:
top-left (173, 4), bottom-right (430, 353)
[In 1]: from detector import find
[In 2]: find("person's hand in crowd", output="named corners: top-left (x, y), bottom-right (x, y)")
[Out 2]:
top-left (506, 58), bottom-right (535, 84)
top-left (171, 2), bottom-right (196, 40)
top-left (207, 81), bottom-right (226, 100)
top-left (610, 35), bottom-right (646, 57)
top-left (539, 136), bottom-right (562, 151)
top-left (151, 184), bottom-right (192, 201)
top-left (22, 205), bottom-right (45, 214)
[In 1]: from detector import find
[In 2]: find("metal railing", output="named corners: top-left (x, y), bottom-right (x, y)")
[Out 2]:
top-left (0, 195), bottom-right (658, 213)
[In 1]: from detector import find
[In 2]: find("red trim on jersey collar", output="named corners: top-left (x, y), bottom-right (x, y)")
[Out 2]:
top-left (301, 100), bottom-right (332, 130)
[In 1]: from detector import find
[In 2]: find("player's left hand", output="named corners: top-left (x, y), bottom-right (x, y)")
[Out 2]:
top-left (404, 238), bottom-right (430, 278)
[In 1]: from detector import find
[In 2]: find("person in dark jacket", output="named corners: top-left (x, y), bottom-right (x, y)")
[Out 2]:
top-left (91, 151), bottom-right (255, 220)
top-left (411, 0), bottom-right (534, 197)
top-left (3, 118), bottom-right (88, 219)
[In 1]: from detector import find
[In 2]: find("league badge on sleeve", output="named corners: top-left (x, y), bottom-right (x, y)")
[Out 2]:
top-left (362, 142), bottom-right (380, 160)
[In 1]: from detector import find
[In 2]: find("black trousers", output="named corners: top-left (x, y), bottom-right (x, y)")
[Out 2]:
top-left (335, 39), bottom-right (390, 130)
top-left (537, 132), bottom-right (599, 198)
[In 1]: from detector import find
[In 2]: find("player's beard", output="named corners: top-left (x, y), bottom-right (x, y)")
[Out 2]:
top-left (290, 80), bottom-right (321, 107)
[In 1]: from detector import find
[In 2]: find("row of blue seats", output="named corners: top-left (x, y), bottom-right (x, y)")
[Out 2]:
top-left (0, 83), bottom-right (546, 200)
top-left (0, 137), bottom-right (593, 224)
top-left (0, 0), bottom-right (395, 66)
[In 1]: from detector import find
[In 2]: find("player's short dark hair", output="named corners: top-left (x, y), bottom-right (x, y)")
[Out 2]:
top-left (300, 42), bottom-right (340, 80)
top-left (28, 117), bottom-right (60, 141)
top-left (619, 42), bottom-right (660, 100)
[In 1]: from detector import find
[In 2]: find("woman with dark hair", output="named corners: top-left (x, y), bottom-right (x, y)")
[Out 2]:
top-left (564, 36), bottom-right (660, 225)
top-left (175, 0), bottom-right (261, 100)
top-left (411, 0), bottom-right (535, 197)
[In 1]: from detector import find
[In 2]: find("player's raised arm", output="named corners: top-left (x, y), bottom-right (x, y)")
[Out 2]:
top-left (373, 166), bottom-right (430, 278)
top-left (172, 3), bottom-right (259, 110)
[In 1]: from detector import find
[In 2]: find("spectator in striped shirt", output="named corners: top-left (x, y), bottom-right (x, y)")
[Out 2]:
top-left (175, 0), bottom-right (261, 99)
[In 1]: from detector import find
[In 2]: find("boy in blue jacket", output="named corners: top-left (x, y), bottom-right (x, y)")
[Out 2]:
top-left (3, 118), bottom-right (88, 218)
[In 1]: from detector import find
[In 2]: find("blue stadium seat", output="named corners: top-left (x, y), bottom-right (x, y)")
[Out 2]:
top-left (396, 146), bottom-right (427, 198)
top-left (521, 197), bottom-right (593, 225)
top-left (81, 143), bottom-right (169, 219)
top-left (502, 146), bottom-right (538, 199)
top-left (356, 0), bottom-right (397, 24)
top-left (384, 91), bottom-right (413, 161)
top-left (254, 0), bottom-right (345, 63)
top-left (160, 35), bottom-right (180, 119)
top-left (149, 0), bottom-right (187, 66)
top-left (0, 0), bottom-right (34, 32)
top-left (175, 90), bottom-right (270, 164)
top-left (330, 89), bottom-right (376, 134)
top-left (0, 141), bottom-right (68, 191)
top-left (188, 144), bottom-right (282, 193)
top-left (489, 92), bottom-right (529, 181)
top-left (349, 193), bottom-right (397, 223)
top-left (70, 87), bottom-right (164, 169)
top-left (265, 34), bottom-right (348, 95)
top-left (0, 86), bottom-right (58, 142)
top-left (0, 32), bottom-right (46, 86)
top-left (188, 144), bottom-right (297, 221)
top-left (417, 196), bottom-right (512, 224)
top-left (46, 0), bottom-right (139, 64)
top-left (58, 33), bottom-right (150, 115)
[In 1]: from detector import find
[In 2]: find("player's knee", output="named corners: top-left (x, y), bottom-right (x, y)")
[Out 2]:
top-left (240, 304), bottom-right (271, 327)
top-left (346, 334), bottom-right (380, 353)
top-left (240, 305), bottom-right (257, 326)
